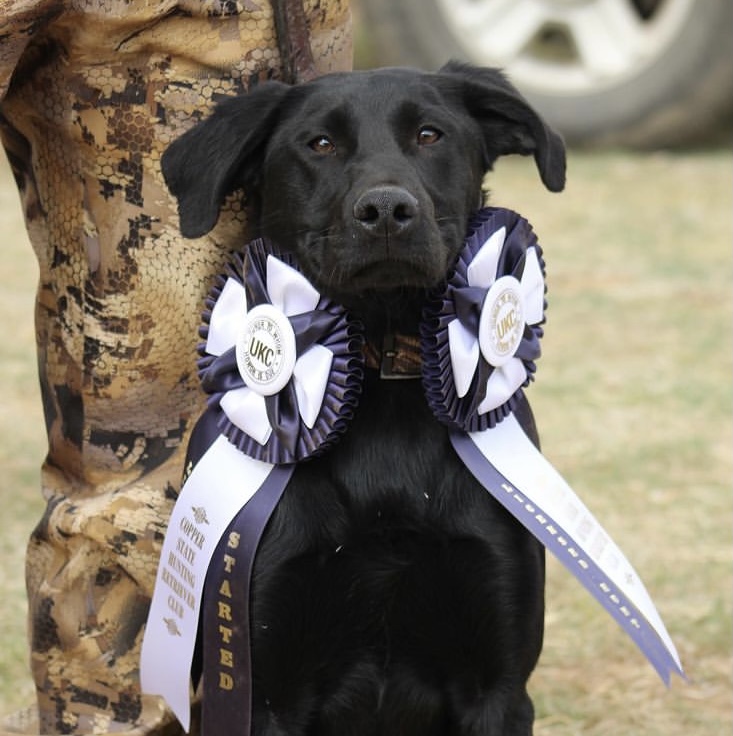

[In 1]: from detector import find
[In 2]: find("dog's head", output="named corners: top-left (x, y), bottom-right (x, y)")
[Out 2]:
top-left (163, 62), bottom-right (565, 329)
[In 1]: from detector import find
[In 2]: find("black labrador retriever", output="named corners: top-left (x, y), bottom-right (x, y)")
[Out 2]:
top-left (163, 61), bottom-right (566, 735)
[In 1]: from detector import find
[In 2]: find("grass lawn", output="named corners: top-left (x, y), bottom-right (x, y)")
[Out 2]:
top-left (0, 148), bottom-right (730, 733)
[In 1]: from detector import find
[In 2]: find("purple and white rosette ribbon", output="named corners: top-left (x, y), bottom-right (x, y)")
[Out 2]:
top-left (422, 208), bottom-right (544, 431)
top-left (423, 207), bottom-right (684, 685)
top-left (199, 240), bottom-right (364, 464)
top-left (141, 239), bottom-right (363, 733)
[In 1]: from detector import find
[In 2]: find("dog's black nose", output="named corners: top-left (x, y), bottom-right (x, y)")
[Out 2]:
top-left (353, 186), bottom-right (418, 236)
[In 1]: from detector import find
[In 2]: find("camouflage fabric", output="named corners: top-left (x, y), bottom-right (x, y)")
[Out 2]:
top-left (0, 2), bottom-right (351, 733)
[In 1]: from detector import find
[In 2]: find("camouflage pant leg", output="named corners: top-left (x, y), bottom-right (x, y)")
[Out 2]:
top-left (0, 460), bottom-right (189, 735)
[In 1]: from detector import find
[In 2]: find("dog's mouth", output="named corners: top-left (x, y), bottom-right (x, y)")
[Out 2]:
top-left (347, 258), bottom-right (440, 291)
top-left (293, 222), bottom-right (462, 315)
top-left (305, 256), bottom-right (439, 334)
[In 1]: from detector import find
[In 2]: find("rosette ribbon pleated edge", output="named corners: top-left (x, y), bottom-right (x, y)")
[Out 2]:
top-left (141, 209), bottom-right (684, 736)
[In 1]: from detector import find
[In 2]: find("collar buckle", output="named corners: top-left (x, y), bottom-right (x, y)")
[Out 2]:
top-left (364, 333), bottom-right (422, 380)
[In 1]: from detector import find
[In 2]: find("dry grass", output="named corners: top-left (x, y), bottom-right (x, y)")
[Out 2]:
top-left (490, 151), bottom-right (732, 734)
top-left (0, 148), bottom-right (730, 732)
top-left (0, 154), bottom-right (44, 713)
top-left (0, 154), bottom-right (45, 711)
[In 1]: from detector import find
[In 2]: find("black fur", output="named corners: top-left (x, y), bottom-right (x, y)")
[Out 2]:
top-left (163, 62), bottom-right (566, 735)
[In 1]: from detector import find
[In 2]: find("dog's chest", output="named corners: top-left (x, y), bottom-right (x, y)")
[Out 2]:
top-left (278, 374), bottom-right (485, 543)
top-left (332, 374), bottom-right (445, 479)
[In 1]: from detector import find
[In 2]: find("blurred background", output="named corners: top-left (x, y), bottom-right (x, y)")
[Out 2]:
top-left (352, 0), bottom-right (732, 148)
top-left (1, 1), bottom-right (731, 733)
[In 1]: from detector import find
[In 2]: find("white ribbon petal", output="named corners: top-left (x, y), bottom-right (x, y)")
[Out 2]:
top-left (220, 387), bottom-right (272, 445)
top-left (267, 255), bottom-right (321, 316)
top-left (206, 278), bottom-right (247, 357)
top-left (293, 344), bottom-right (333, 429)
top-left (448, 318), bottom-right (480, 398)
top-left (520, 246), bottom-right (545, 326)
top-left (466, 226), bottom-right (505, 289)
top-left (477, 357), bottom-right (527, 414)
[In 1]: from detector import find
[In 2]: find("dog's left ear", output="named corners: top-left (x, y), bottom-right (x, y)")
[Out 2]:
top-left (161, 80), bottom-right (291, 238)
top-left (437, 61), bottom-right (566, 192)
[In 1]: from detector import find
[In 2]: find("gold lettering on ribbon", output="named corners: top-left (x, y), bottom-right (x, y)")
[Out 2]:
top-left (180, 516), bottom-right (206, 549)
top-left (161, 567), bottom-right (195, 612)
top-left (176, 537), bottom-right (197, 565)
top-left (219, 579), bottom-right (232, 598)
top-left (215, 532), bottom-right (241, 691)
top-left (220, 649), bottom-right (234, 668)
top-left (168, 551), bottom-right (196, 588)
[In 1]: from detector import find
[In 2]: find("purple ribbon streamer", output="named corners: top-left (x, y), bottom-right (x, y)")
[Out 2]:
top-left (201, 464), bottom-right (294, 736)
top-left (450, 431), bottom-right (685, 685)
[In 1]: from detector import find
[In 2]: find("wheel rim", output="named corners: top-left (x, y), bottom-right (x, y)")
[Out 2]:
top-left (433, 0), bottom-right (696, 96)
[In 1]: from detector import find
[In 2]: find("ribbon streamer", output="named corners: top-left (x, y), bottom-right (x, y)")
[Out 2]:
top-left (199, 461), bottom-right (294, 736)
top-left (140, 436), bottom-right (281, 731)
top-left (452, 418), bottom-right (684, 683)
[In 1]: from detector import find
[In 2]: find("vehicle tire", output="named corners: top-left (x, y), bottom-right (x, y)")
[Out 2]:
top-left (356, 0), bottom-right (733, 147)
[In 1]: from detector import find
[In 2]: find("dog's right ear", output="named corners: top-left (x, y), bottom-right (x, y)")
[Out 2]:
top-left (161, 81), bottom-right (291, 239)
top-left (436, 61), bottom-right (566, 193)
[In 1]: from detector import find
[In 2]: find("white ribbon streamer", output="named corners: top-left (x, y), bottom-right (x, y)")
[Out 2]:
top-left (467, 415), bottom-right (683, 674)
top-left (141, 436), bottom-right (275, 731)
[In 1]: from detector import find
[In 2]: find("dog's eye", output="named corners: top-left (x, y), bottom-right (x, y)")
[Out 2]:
top-left (417, 126), bottom-right (442, 146)
top-left (308, 135), bottom-right (336, 155)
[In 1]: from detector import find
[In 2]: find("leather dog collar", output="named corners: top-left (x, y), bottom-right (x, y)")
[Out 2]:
top-left (363, 332), bottom-right (423, 379)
